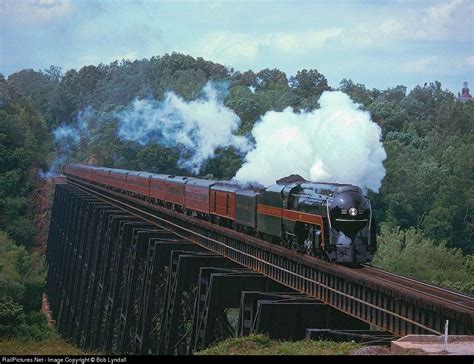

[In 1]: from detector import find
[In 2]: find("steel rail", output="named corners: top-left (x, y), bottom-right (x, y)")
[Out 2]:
top-left (361, 264), bottom-right (474, 310)
top-left (64, 178), bottom-right (473, 335)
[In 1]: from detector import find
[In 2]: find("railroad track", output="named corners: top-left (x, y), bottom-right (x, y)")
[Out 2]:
top-left (65, 178), bottom-right (474, 335)
top-left (360, 264), bottom-right (474, 311)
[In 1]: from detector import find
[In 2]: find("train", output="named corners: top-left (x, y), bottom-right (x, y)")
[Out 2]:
top-left (63, 164), bottom-right (377, 264)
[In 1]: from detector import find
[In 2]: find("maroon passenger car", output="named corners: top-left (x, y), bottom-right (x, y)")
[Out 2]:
top-left (184, 179), bottom-right (216, 215)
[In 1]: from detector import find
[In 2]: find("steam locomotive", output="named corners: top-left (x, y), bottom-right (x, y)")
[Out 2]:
top-left (63, 164), bottom-right (377, 264)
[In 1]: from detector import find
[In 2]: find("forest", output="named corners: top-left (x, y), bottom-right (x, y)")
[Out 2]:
top-left (0, 52), bottom-right (473, 340)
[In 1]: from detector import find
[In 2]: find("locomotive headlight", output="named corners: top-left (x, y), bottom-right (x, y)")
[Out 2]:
top-left (349, 207), bottom-right (358, 216)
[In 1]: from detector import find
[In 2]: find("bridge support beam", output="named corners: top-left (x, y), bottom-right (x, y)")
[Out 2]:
top-left (158, 251), bottom-right (240, 355)
top-left (133, 240), bottom-right (202, 354)
top-left (238, 291), bottom-right (369, 340)
top-left (189, 268), bottom-right (288, 353)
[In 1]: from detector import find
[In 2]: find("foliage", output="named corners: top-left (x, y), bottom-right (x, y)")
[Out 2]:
top-left (0, 231), bottom-right (46, 308)
top-left (0, 301), bottom-right (55, 342)
top-left (7, 66), bottom-right (62, 125)
top-left (339, 79), bottom-right (376, 107)
top-left (0, 76), bottom-right (52, 245)
top-left (0, 298), bottom-right (26, 339)
top-left (224, 85), bottom-right (263, 134)
top-left (0, 336), bottom-right (95, 355)
top-left (289, 69), bottom-right (331, 110)
top-left (0, 231), bottom-right (47, 339)
top-left (372, 224), bottom-right (474, 294)
top-left (194, 334), bottom-right (361, 355)
top-left (201, 148), bottom-right (244, 179)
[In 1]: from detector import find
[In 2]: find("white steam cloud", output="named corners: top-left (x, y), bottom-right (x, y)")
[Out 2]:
top-left (116, 82), bottom-right (250, 173)
top-left (234, 91), bottom-right (386, 192)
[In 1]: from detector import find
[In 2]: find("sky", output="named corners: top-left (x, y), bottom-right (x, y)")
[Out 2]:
top-left (0, 0), bottom-right (473, 94)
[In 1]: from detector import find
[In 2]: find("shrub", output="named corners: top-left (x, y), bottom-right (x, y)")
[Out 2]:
top-left (373, 224), bottom-right (474, 294)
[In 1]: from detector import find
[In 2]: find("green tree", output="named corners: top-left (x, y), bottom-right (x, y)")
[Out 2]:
top-left (201, 148), bottom-right (244, 179)
top-left (289, 69), bottom-right (330, 110)
top-left (339, 78), bottom-right (374, 107)
top-left (237, 70), bottom-right (257, 87)
top-left (373, 224), bottom-right (474, 294)
top-left (0, 298), bottom-right (26, 338)
top-left (0, 231), bottom-right (46, 311)
top-left (0, 77), bottom-right (51, 245)
top-left (136, 144), bottom-right (182, 175)
top-left (255, 68), bottom-right (289, 91)
top-left (225, 85), bottom-right (263, 133)
top-left (7, 68), bottom-right (60, 122)
top-left (368, 100), bottom-right (408, 134)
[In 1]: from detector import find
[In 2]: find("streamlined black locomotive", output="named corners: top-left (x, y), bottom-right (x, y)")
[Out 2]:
top-left (256, 179), bottom-right (376, 263)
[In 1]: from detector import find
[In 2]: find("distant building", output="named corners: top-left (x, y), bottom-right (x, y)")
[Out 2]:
top-left (457, 80), bottom-right (473, 102)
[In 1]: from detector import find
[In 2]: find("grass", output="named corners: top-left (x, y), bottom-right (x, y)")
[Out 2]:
top-left (0, 336), bottom-right (96, 355)
top-left (194, 334), bottom-right (362, 355)
top-left (0, 333), bottom-right (362, 356)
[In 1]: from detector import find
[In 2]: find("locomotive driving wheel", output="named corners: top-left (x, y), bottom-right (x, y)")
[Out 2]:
top-left (303, 237), bottom-right (315, 256)
top-left (304, 226), bottom-right (322, 257)
top-left (280, 226), bottom-right (293, 250)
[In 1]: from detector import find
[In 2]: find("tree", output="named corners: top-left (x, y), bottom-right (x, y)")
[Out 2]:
top-left (422, 137), bottom-right (473, 253)
top-left (289, 69), bottom-right (330, 110)
top-left (225, 85), bottom-right (263, 133)
top-left (0, 79), bottom-right (51, 245)
top-left (368, 100), bottom-right (408, 134)
top-left (238, 70), bottom-right (257, 88)
top-left (0, 231), bottom-right (46, 310)
top-left (339, 78), bottom-right (374, 107)
top-left (255, 68), bottom-right (289, 91)
top-left (379, 85), bottom-right (406, 103)
top-left (402, 81), bottom-right (454, 127)
top-left (373, 224), bottom-right (474, 293)
top-left (44, 65), bottom-right (63, 82)
top-left (7, 69), bottom-right (59, 121)
top-left (136, 144), bottom-right (181, 175)
top-left (0, 298), bottom-right (26, 338)
top-left (201, 148), bottom-right (244, 179)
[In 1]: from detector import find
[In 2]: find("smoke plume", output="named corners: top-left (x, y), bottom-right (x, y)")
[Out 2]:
top-left (39, 107), bottom-right (94, 178)
top-left (234, 91), bottom-right (386, 192)
top-left (116, 82), bottom-right (250, 173)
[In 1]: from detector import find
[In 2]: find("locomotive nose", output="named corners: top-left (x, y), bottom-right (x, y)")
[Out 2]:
top-left (329, 188), bottom-right (369, 216)
top-left (329, 186), bottom-right (370, 239)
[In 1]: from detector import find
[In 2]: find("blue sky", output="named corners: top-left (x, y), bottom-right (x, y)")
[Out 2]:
top-left (1, 0), bottom-right (473, 94)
